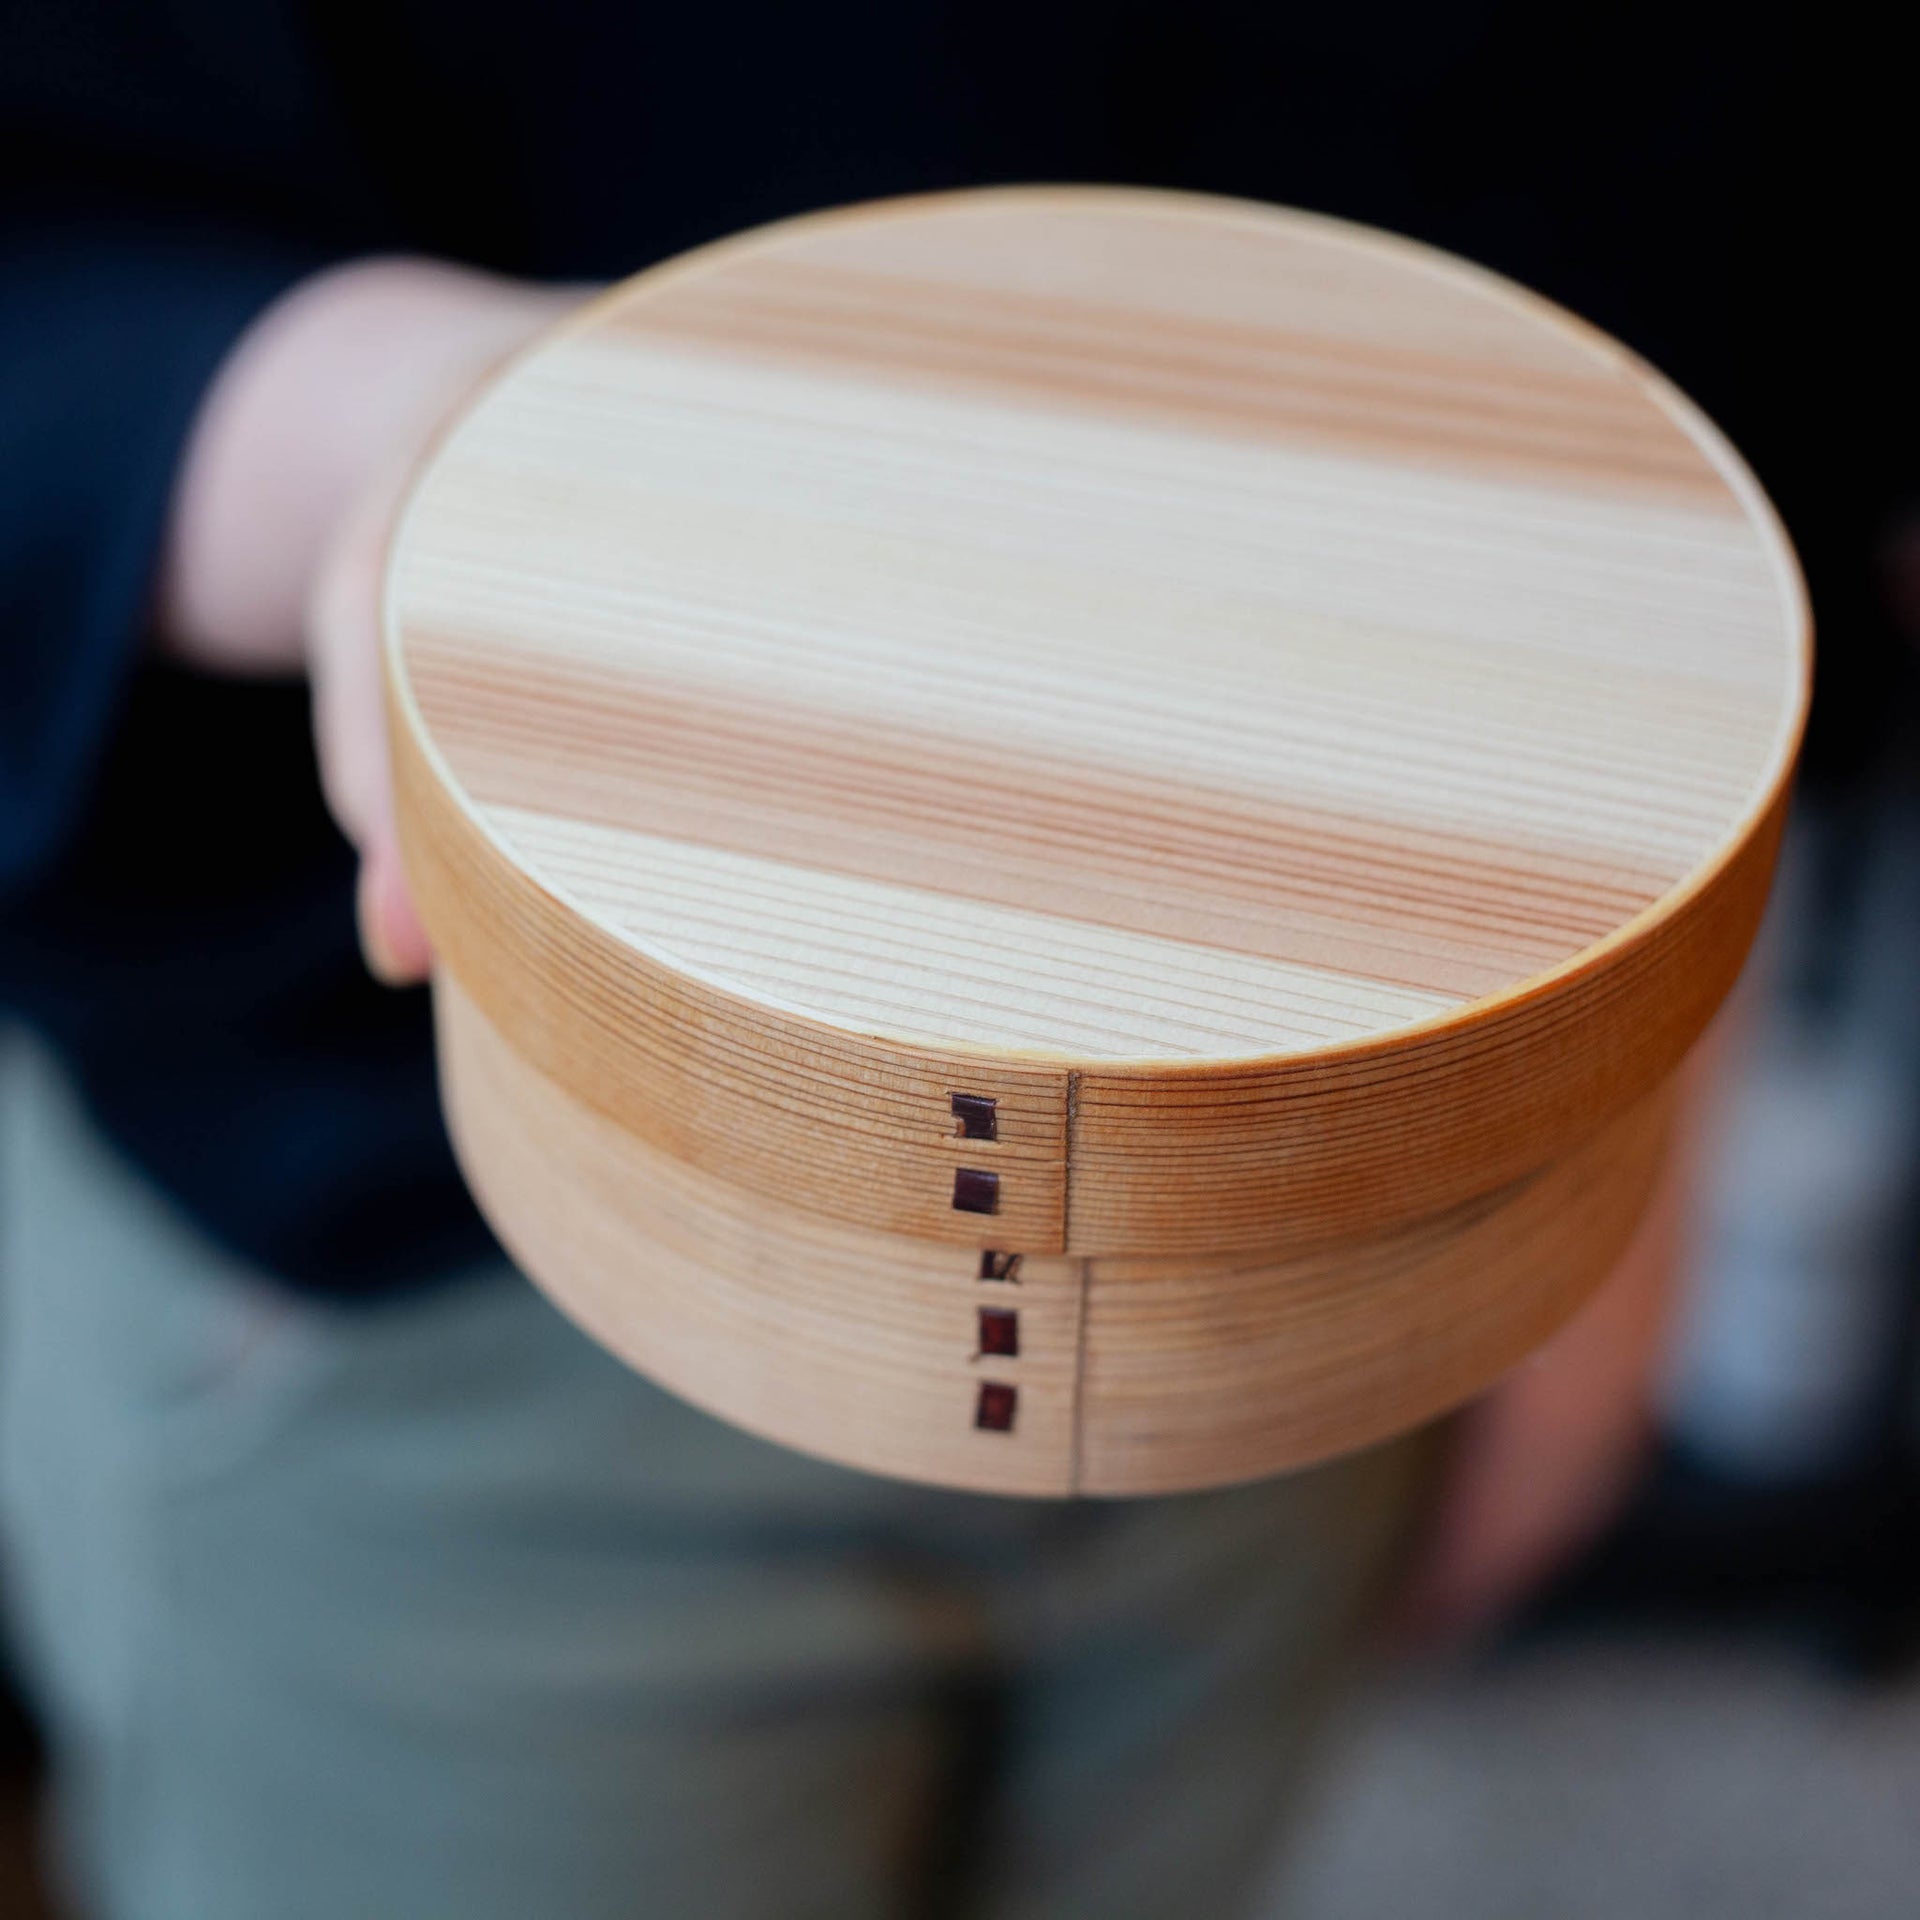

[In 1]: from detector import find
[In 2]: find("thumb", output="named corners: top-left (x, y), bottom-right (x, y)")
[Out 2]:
top-left (357, 835), bottom-right (434, 986)
top-left (308, 461), bottom-right (434, 987)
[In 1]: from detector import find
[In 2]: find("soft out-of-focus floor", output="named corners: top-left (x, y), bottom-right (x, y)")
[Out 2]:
top-left (1277, 1634), bottom-right (1920, 1920)
top-left (2, 1636), bottom-right (1917, 1916)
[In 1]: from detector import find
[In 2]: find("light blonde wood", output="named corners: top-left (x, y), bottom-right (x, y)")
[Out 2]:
top-left (1075, 1084), bottom-right (1675, 1495)
top-left (388, 187), bottom-right (1807, 1492)
top-left (436, 976), bottom-right (1084, 1496)
top-left (438, 974), bottom-right (1672, 1495)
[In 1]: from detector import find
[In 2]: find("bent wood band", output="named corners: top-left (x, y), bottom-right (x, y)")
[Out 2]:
top-left (384, 187), bottom-right (1808, 1497)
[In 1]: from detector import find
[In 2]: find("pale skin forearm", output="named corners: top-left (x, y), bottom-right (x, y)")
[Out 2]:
top-left (159, 257), bottom-right (577, 674)
top-left (157, 256), bottom-right (584, 974)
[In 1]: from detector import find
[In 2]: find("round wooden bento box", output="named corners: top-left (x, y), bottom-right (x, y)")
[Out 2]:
top-left (385, 187), bottom-right (1808, 1498)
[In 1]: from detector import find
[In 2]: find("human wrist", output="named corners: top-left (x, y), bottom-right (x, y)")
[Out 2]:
top-left (157, 256), bottom-right (575, 674)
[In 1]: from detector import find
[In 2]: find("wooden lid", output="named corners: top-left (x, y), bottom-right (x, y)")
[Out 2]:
top-left (387, 188), bottom-right (1806, 1260)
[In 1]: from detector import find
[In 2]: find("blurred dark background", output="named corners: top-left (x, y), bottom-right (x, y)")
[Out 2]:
top-left (4, 2), bottom-right (1916, 1913)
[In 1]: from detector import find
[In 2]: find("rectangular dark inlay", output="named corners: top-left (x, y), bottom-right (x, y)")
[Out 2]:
top-left (951, 1093), bottom-right (998, 1141)
top-left (952, 1167), bottom-right (1000, 1215)
top-left (975, 1381), bottom-right (1018, 1432)
top-left (977, 1308), bottom-right (1019, 1358)
top-left (978, 1251), bottom-right (1023, 1283)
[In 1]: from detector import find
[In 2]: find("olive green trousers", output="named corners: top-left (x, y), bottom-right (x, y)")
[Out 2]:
top-left (0, 1038), bottom-right (1428, 1920)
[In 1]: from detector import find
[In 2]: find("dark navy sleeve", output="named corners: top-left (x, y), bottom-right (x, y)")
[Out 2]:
top-left (0, 217), bottom-right (331, 894)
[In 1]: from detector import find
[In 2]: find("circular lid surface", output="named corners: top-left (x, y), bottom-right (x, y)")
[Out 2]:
top-left (387, 188), bottom-right (1806, 1256)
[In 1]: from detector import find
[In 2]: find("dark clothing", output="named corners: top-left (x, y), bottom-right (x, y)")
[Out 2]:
top-left (0, 1), bottom-right (1905, 1295)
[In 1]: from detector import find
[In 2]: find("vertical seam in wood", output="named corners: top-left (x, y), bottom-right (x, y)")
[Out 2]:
top-left (1065, 1070), bottom-right (1086, 1493)
top-left (1061, 1069), bottom-right (1077, 1252)
top-left (1067, 1256), bottom-right (1091, 1496)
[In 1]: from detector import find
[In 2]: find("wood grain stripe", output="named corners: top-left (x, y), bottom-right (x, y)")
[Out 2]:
top-left (407, 635), bottom-right (1677, 1001)
top-left (616, 257), bottom-right (1727, 502)
top-left (483, 803), bottom-right (1457, 1058)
